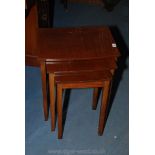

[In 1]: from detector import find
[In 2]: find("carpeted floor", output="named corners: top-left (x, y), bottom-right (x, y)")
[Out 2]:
top-left (25, 0), bottom-right (129, 154)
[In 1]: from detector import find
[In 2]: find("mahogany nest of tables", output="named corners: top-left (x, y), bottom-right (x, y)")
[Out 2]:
top-left (37, 26), bottom-right (120, 139)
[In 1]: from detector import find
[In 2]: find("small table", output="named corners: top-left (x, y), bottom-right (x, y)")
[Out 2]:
top-left (37, 26), bottom-right (120, 122)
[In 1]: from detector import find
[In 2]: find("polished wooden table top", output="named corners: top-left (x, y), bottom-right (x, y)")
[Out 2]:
top-left (37, 26), bottom-right (120, 62)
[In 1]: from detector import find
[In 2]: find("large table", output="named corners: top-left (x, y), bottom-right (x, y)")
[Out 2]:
top-left (37, 26), bottom-right (120, 121)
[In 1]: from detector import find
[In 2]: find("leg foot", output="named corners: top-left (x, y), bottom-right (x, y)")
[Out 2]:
top-left (40, 61), bottom-right (49, 121)
top-left (49, 73), bottom-right (55, 131)
top-left (92, 88), bottom-right (99, 110)
top-left (98, 81), bottom-right (111, 135)
top-left (57, 84), bottom-right (63, 139)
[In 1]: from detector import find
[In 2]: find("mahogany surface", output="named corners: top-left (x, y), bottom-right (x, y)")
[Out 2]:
top-left (46, 58), bottom-right (117, 74)
top-left (37, 27), bottom-right (120, 62)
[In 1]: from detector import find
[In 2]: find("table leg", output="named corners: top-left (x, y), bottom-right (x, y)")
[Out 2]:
top-left (92, 88), bottom-right (99, 110)
top-left (57, 84), bottom-right (63, 139)
top-left (40, 61), bottom-right (48, 121)
top-left (49, 73), bottom-right (55, 131)
top-left (98, 80), bottom-right (111, 135)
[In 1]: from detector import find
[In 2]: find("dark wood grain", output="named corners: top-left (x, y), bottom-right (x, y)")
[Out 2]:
top-left (37, 27), bottom-right (120, 62)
